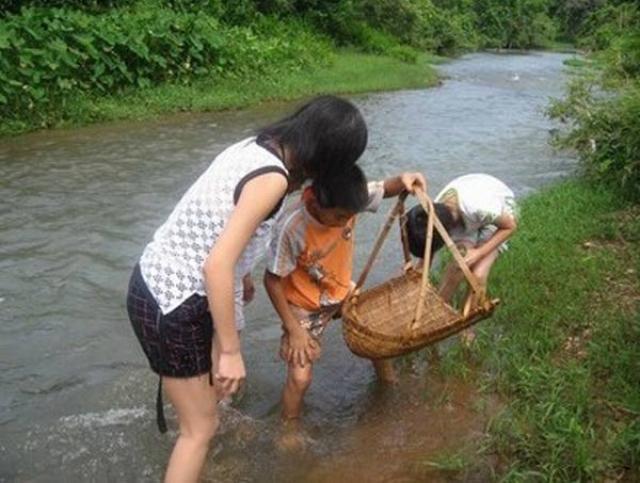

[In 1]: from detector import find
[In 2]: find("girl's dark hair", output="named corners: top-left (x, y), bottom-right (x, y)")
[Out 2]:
top-left (257, 95), bottom-right (367, 182)
top-left (406, 203), bottom-right (455, 258)
top-left (312, 164), bottom-right (369, 213)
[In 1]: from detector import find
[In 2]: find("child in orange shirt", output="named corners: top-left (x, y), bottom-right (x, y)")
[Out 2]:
top-left (264, 165), bottom-right (426, 432)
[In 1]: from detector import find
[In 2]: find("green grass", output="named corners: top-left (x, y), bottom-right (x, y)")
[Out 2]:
top-left (563, 57), bottom-right (591, 68)
top-left (0, 50), bottom-right (440, 137)
top-left (420, 451), bottom-right (470, 472)
top-left (547, 40), bottom-right (582, 54)
top-left (434, 181), bottom-right (640, 480)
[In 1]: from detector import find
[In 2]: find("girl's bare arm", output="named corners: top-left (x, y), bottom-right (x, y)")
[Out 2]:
top-left (204, 173), bottom-right (288, 396)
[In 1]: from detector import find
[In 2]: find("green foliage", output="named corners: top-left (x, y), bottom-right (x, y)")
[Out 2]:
top-left (0, 5), bottom-right (330, 129)
top-left (577, 1), bottom-right (639, 51)
top-left (0, 0), bottom-right (131, 14)
top-left (550, 0), bottom-right (607, 41)
top-left (474, 0), bottom-right (557, 48)
top-left (550, 82), bottom-right (640, 201)
top-left (549, 2), bottom-right (640, 202)
top-left (326, 0), bottom-right (482, 54)
top-left (419, 6), bottom-right (481, 54)
top-left (0, 50), bottom-right (439, 135)
top-left (5, 0), bottom-right (640, 135)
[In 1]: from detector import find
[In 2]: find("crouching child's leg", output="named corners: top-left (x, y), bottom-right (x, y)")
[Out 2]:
top-left (372, 358), bottom-right (398, 384)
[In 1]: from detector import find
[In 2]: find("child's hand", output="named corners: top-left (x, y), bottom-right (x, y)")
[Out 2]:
top-left (242, 274), bottom-right (255, 304)
top-left (463, 247), bottom-right (482, 267)
top-left (287, 326), bottom-right (318, 367)
top-left (400, 172), bottom-right (427, 194)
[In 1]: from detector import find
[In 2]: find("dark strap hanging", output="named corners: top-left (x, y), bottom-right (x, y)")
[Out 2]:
top-left (155, 309), bottom-right (168, 434)
top-left (156, 377), bottom-right (167, 434)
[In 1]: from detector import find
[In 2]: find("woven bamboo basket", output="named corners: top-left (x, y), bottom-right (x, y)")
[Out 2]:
top-left (342, 188), bottom-right (499, 359)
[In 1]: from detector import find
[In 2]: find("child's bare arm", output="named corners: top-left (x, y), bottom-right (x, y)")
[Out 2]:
top-left (264, 271), bottom-right (300, 332)
top-left (382, 172), bottom-right (427, 198)
top-left (464, 213), bottom-right (517, 266)
top-left (263, 271), bottom-right (317, 367)
top-left (204, 172), bottom-right (287, 396)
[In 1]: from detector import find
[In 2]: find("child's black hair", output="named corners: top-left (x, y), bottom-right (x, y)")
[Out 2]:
top-left (406, 203), bottom-right (456, 258)
top-left (257, 95), bottom-right (367, 181)
top-left (312, 164), bottom-right (369, 213)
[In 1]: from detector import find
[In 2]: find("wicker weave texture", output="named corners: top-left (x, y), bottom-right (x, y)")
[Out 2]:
top-left (342, 269), bottom-right (495, 359)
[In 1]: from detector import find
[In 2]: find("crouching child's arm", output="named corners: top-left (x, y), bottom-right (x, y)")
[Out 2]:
top-left (264, 271), bottom-right (318, 367)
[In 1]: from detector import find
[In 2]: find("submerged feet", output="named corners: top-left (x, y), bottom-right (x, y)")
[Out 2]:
top-left (460, 328), bottom-right (477, 347)
top-left (276, 419), bottom-right (314, 453)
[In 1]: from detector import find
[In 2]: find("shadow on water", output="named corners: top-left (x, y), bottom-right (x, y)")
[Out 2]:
top-left (1, 51), bottom-right (576, 481)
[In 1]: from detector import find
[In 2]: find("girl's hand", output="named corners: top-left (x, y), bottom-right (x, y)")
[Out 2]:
top-left (242, 274), bottom-right (255, 304)
top-left (215, 351), bottom-right (246, 397)
top-left (400, 172), bottom-right (427, 194)
top-left (287, 326), bottom-right (318, 367)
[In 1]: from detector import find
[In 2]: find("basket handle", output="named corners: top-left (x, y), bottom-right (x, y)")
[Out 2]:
top-left (413, 188), bottom-right (486, 303)
top-left (355, 191), bottom-right (409, 292)
top-left (399, 199), bottom-right (412, 267)
top-left (412, 192), bottom-right (435, 328)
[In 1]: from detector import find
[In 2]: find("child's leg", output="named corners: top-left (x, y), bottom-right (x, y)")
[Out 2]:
top-left (372, 359), bottom-right (398, 383)
top-left (437, 262), bottom-right (465, 303)
top-left (437, 241), bottom-right (474, 303)
top-left (281, 362), bottom-right (314, 421)
top-left (460, 249), bottom-right (500, 345)
top-left (472, 249), bottom-right (499, 284)
top-left (163, 374), bottom-right (219, 483)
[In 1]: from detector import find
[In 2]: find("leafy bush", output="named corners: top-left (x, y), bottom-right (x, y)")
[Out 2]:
top-left (419, 7), bottom-right (481, 54)
top-left (578, 2), bottom-right (639, 51)
top-left (549, 2), bottom-right (640, 202)
top-left (549, 78), bottom-right (640, 201)
top-left (0, 0), bottom-right (131, 14)
top-left (0, 6), bottom-right (330, 128)
top-left (474, 0), bottom-right (557, 49)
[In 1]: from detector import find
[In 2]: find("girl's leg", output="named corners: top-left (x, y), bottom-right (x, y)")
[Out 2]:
top-left (281, 362), bottom-right (313, 421)
top-left (163, 374), bottom-right (219, 483)
top-left (372, 359), bottom-right (398, 383)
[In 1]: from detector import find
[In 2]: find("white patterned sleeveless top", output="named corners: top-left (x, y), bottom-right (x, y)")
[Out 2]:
top-left (139, 137), bottom-right (288, 314)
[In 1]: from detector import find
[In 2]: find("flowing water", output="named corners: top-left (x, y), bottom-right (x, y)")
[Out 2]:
top-left (0, 52), bottom-right (577, 482)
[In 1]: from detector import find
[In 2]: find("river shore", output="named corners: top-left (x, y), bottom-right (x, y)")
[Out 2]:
top-left (0, 50), bottom-right (441, 137)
